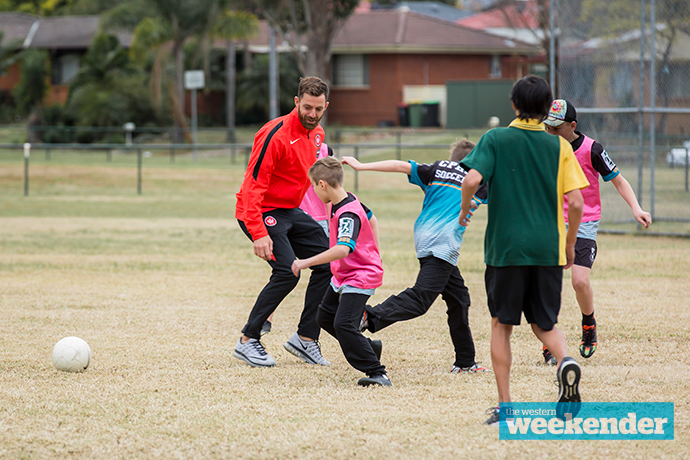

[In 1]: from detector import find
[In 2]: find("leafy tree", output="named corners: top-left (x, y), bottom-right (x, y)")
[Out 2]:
top-left (580, 0), bottom-right (690, 134)
top-left (250, 0), bottom-right (359, 78)
top-left (0, 31), bottom-right (23, 76)
top-left (103, 0), bottom-right (217, 142)
top-left (67, 33), bottom-right (134, 98)
top-left (237, 52), bottom-right (301, 119)
top-left (211, 5), bottom-right (258, 141)
top-left (63, 33), bottom-right (158, 136)
top-left (13, 49), bottom-right (49, 142)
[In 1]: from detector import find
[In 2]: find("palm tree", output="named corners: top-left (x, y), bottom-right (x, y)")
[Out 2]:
top-left (13, 49), bottom-right (49, 143)
top-left (0, 31), bottom-right (23, 76)
top-left (211, 7), bottom-right (258, 142)
top-left (104, 0), bottom-right (218, 142)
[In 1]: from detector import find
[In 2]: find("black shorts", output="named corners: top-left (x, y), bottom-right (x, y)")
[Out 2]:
top-left (485, 265), bottom-right (563, 330)
top-left (573, 238), bottom-right (597, 269)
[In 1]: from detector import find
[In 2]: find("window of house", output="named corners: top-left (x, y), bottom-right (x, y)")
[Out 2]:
top-left (54, 54), bottom-right (80, 85)
top-left (332, 54), bottom-right (369, 88)
top-left (490, 55), bottom-right (502, 78)
top-left (669, 63), bottom-right (690, 98)
top-left (611, 64), bottom-right (634, 102)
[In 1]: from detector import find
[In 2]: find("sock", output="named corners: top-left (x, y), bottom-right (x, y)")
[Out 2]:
top-left (582, 312), bottom-right (596, 326)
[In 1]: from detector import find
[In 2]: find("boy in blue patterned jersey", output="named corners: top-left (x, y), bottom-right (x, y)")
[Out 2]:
top-left (341, 139), bottom-right (489, 374)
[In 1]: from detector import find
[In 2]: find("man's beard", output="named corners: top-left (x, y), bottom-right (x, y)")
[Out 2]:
top-left (298, 109), bottom-right (321, 130)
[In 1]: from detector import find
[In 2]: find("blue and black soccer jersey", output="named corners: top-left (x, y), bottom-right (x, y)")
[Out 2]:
top-left (408, 160), bottom-right (487, 265)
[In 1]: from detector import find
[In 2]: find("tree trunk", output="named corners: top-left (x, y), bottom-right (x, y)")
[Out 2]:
top-left (226, 39), bottom-right (236, 143)
top-left (174, 39), bottom-right (185, 143)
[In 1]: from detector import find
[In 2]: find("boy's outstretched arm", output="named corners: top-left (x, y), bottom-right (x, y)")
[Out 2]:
top-left (291, 245), bottom-right (349, 277)
top-left (341, 157), bottom-right (412, 175)
top-left (610, 174), bottom-right (652, 228)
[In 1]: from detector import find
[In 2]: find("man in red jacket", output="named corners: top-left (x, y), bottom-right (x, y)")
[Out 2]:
top-left (234, 76), bottom-right (331, 367)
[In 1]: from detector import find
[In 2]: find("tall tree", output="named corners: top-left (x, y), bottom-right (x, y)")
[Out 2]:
top-left (103, 0), bottom-right (217, 142)
top-left (211, 6), bottom-right (258, 142)
top-left (252, 0), bottom-right (359, 78)
top-left (581, 0), bottom-right (690, 134)
top-left (13, 49), bottom-right (49, 142)
top-left (0, 31), bottom-right (23, 76)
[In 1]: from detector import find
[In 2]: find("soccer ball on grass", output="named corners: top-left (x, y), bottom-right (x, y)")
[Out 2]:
top-left (52, 336), bottom-right (91, 373)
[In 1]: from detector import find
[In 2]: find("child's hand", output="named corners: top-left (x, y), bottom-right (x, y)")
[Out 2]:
top-left (291, 259), bottom-right (305, 277)
top-left (459, 208), bottom-right (473, 227)
top-left (341, 156), bottom-right (362, 170)
top-left (635, 209), bottom-right (652, 229)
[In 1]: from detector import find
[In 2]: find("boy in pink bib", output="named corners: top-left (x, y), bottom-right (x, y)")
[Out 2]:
top-left (292, 157), bottom-right (390, 386)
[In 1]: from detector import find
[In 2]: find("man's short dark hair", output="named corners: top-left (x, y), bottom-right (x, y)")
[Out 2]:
top-left (510, 75), bottom-right (552, 121)
top-left (298, 76), bottom-right (329, 101)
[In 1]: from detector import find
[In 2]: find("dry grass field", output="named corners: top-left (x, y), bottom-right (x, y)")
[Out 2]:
top-left (0, 157), bottom-right (688, 459)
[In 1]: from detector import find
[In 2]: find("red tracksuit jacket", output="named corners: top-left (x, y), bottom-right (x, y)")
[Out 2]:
top-left (235, 108), bottom-right (325, 240)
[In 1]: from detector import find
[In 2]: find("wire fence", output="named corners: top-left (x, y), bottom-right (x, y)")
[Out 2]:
top-left (558, 0), bottom-right (690, 236)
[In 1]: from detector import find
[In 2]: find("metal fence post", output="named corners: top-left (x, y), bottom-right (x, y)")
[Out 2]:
top-left (354, 146), bottom-right (359, 192)
top-left (23, 143), bottom-right (30, 197)
top-left (685, 149), bottom-right (690, 192)
top-left (686, 149), bottom-right (689, 192)
top-left (245, 147), bottom-right (251, 168)
top-left (137, 148), bottom-right (142, 195)
top-left (170, 146), bottom-right (175, 163)
top-left (396, 131), bottom-right (401, 160)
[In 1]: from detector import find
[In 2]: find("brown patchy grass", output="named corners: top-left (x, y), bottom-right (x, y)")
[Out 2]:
top-left (0, 164), bottom-right (688, 459)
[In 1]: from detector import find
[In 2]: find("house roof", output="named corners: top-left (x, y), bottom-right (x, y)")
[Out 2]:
top-left (370, 1), bottom-right (474, 23)
top-left (0, 12), bottom-right (38, 47)
top-left (457, 0), bottom-right (540, 29)
top-left (332, 9), bottom-right (535, 54)
top-left (0, 13), bottom-right (131, 49)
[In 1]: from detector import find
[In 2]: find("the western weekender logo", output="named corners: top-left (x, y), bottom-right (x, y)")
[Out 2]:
top-left (499, 402), bottom-right (673, 440)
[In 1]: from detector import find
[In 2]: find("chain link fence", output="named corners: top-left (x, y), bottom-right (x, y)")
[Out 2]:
top-left (557, 0), bottom-right (690, 236)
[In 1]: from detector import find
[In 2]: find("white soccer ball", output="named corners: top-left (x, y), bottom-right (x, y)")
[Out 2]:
top-left (52, 337), bottom-right (91, 373)
top-left (488, 116), bottom-right (500, 128)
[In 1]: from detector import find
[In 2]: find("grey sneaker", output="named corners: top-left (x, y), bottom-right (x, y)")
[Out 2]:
top-left (557, 357), bottom-right (581, 403)
top-left (451, 363), bottom-right (491, 373)
top-left (233, 338), bottom-right (276, 367)
top-left (283, 333), bottom-right (330, 365)
top-left (484, 407), bottom-right (500, 426)
top-left (359, 309), bottom-right (369, 332)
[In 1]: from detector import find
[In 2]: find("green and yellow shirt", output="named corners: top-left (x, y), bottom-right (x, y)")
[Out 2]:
top-left (461, 118), bottom-right (588, 267)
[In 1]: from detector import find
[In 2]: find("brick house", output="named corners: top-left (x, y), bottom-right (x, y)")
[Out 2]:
top-left (0, 13), bottom-right (132, 106)
top-left (327, 9), bottom-right (536, 126)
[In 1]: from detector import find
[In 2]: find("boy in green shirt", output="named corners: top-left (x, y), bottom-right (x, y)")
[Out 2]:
top-left (459, 75), bottom-right (589, 426)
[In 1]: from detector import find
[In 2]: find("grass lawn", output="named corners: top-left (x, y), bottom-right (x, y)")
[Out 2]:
top-left (0, 149), bottom-right (688, 459)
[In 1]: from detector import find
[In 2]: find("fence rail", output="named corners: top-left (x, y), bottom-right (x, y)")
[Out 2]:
top-left (2, 136), bottom-right (688, 236)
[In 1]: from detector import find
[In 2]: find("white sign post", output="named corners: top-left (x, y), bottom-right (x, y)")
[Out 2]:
top-left (184, 70), bottom-right (205, 162)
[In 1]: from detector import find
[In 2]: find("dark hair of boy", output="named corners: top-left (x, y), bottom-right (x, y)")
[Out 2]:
top-left (309, 156), bottom-right (343, 188)
top-left (298, 76), bottom-right (329, 101)
top-left (449, 139), bottom-right (476, 162)
top-left (510, 74), bottom-right (553, 121)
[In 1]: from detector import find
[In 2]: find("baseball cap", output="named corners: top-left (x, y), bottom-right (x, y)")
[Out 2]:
top-left (544, 99), bottom-right (577, 127)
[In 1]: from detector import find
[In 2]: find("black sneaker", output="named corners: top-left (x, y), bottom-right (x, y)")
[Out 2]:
top-left (579, 324), bottom-right (597, 358)
top-left (260, 320), bottom-right (272, 336)
top-left (557, 357), bottom-right (581, 403)
top-left (484, 407), bottom-right (500, 426)
top-left (542, 346), bottom-right (557, 366)
top-left (357, 373), bottom-right (392, 387)
top-left (370, 339), bottom-right (382, 361)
